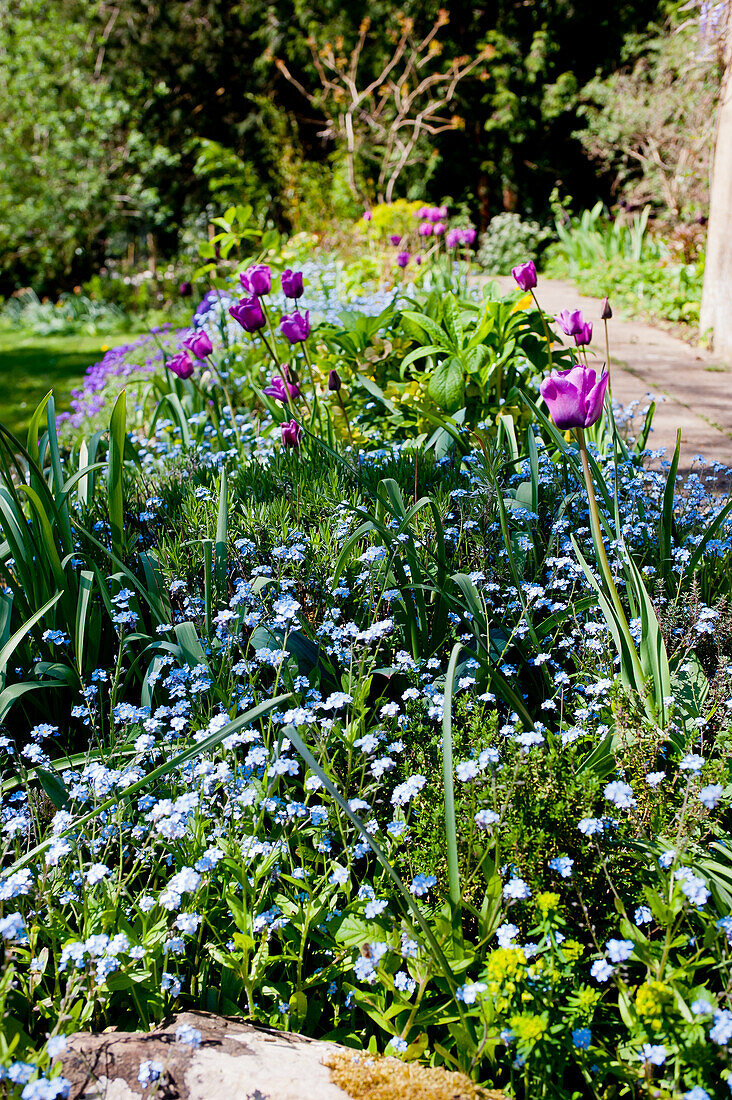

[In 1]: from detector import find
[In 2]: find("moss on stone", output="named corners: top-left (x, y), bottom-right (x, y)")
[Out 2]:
top-left (325, 1050), bottom-right (507, 1100)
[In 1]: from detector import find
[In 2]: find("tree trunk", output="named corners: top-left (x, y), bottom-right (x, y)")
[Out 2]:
top-left (700, 4), bottom-right (732, 357)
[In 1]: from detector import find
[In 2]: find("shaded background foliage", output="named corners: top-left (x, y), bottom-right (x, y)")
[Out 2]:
top-left (0, 0), bottom-right (699, 293)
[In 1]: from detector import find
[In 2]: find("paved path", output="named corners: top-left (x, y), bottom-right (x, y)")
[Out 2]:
top-left (488, 275), bottom-right (732, 474)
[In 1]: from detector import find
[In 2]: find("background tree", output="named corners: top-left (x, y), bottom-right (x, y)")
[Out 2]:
top-left (700, 0), bottom-right (732, 354)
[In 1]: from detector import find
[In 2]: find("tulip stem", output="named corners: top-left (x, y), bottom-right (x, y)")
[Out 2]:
top-left (603, 318), bottom-right (613, 403)
top-left (530, 289), bottom-right (553, 371)
top-left (206, 356), bottom-right (243, 453)
top-left (259, 332), bottom-right (297, 419)
top-left (336, 391), bottom-right (354, 449)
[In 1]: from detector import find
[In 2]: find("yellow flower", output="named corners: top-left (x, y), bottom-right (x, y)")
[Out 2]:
top-left (484, 947), bottom-right (527, 987)
top-left (101, 344), bottom-right (109, 352)
top-left (635, 981), bottom-right (672, 1029)
top-left (509, 1012), bottom-right (547, 1046)
top-left (559, 940), bottom-right (584, 962)
top-left (536, 891), bottom-right (560, 918)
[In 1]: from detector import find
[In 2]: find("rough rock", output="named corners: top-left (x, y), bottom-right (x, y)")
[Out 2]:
top-left (59, 1011), bottom-right (350, 1100)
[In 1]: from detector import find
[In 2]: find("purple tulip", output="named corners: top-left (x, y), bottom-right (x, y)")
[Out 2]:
top-left (328, 369), bottom-right (342, 392)
top-left (396, 251), bottom-right (411, 268)
top-left (389, 234), bottom-right (402, 246)
top-left (167, 351), bottom-right (195, 380)
top-left (264, 375), bottom-right (300, 402)
top-left (601, 297), bottom-right (612, 320)
top-left (512, 261), bottom-right (537, 292)
top-left (445, 228), bottom-right (462, 249)
top-left (178, 281), bottom-right (192, 298)
top-left (418, 223), bottom-right (433, 238)
top-left (279, 310), bottom-right (311, 344)
top-left (539, 365), bottom-right (609, 430)
top-left (243, 264), bottom-right (271, 296)
top-left (433, 222), bottom-right (446, 236)
top-left (363, 210), bottom-right (372, 222)
top-left (461, 228), bottom-right (477, 247)
top-left (229, 296), bottom-right (265, 332)
top-left (281, 419), bottom-right (302, 448)
top-left (417, 206), bottom-right (430, 219)
top-left (183, 330), bottom-right (213, 359)
top-left (574, 321), bottom-right (593, 347)
top-left (281, 269), bottom-right (304, 299)
top-left (428, 207), bottom-right (442, 223)
top-left (555, 309), bottom-right (584, 336)
top-left (438, 205), bottom-right (448, 219)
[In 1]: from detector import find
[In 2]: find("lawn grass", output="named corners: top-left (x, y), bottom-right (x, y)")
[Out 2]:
top-left (0, 329), bottom-right (143, 436)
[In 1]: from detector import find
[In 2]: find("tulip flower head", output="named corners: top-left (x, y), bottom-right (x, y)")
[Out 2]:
top-left (264, 375), bottom-right (300, 403)
top-left (362, 210), bottom-right (372, 222)
top-left (445, 229), bottom-right (462, 249)
top-left (281, 419), bottom-right (302, 448)
top-left (539, 365), bottom-right (609, 430)
top-left (574, 321), bottom-right (593, 347)
top-left (416, 206), bottom-right (430, 219)
top-left (555, 309), bottom-right (584, 336)
top-left (183, 330), bottom-right (213, 359)
top-left (396, 251), bottom-right (411, 269)
top-left (428, 207), bottom-right (442, 222)
top-left (461, 228), bottom-right (477, 247)
top-left (279, 310), bottom-right (311, 344)
top-left (433, 222), bottom-right (446, 236)
top-left (281, 269), bottom-right (304, 299)
top-left (389, 234), bottom-right (402, 246)
top-left (229, 296), bottom-right (265, 332)
top-left (601, 297), bottom-right (612, 320)
top-left (167, 351), bottom-right (195, 380)
top-left (243, 264), bottom-right (271, 297)
top-left (511, 261), bottom-right (537, 292)
top-left (178, 281), bottom-right (192, 298)
top-left (418, 223), bottom-right (433, 238)
top-left (328, 369), bottom-right (342, 392)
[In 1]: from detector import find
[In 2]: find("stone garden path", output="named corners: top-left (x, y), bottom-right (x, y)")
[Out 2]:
top-left (488, 275), bottom-right (732, 475)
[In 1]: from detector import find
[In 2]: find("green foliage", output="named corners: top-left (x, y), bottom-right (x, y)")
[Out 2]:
top-left (477, 214), bottom-right (553, 274)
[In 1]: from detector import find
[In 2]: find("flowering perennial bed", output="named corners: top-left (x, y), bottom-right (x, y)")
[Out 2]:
top-left (0, 237), bottom-right (731, 1100)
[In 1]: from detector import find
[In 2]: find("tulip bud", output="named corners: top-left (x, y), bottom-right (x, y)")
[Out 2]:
top-left (573, 321), bottom-right (593, 347)
top-left (167, 351), bottom-right (195, 379)
top-left (554, 309), bottom-right (584, 336)
top-left (245, 264), bottom-right (272, 296)
top-left (389, 234), bottom-right (402, 246)
top-left (512, 261), bottom-right (537, 292)
top-left (229, 296), bottom-right (265, 332)
top-left (601, 297), bottom-right (612, 320)
top-left (540, 365), bottom-right (609, 430)
top-left (183, 330), bottom-right (213, 358)
top-left (281, 419), bottom-right (302, 448)
top-left (328, 369), bottom-right (342, 392)
top-left (281, 269), bottom-right (304, 299)
top-left (396, 251), bottom-right (411, 268)
top-left (279, 310), bottom-right (311, 344)
top-left (178, 281), bottom-right (192, 297)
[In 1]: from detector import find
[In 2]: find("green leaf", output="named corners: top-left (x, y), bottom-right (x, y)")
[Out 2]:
top-left (215, 467), bottom-right (228, 596)
top-left (428, 357), bottom-right (465, 413)
top-left (442, 643), bottom-right (462, 912)
top-left (108, 390), bottom-right (127, 559)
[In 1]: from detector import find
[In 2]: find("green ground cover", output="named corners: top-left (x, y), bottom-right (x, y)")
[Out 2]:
top-left (0, 331), bottom-right (140, 436)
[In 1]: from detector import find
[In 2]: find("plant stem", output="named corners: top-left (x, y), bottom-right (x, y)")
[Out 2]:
top-left (530, 288), bottom-right (553, 370)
